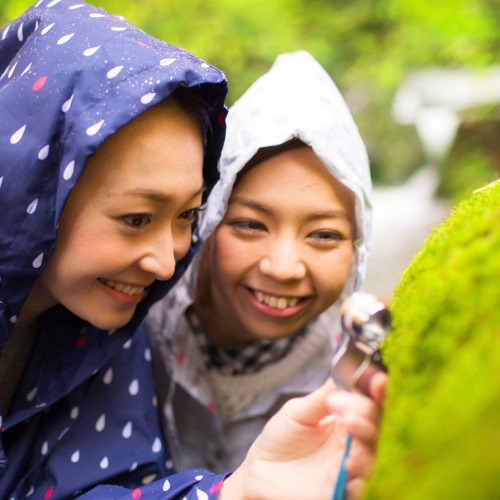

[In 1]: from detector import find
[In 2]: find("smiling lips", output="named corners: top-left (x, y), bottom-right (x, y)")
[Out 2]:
top-left (253, 290), bottom-right (301, 310)
top-left (100, 278), bottom-right (146, 297)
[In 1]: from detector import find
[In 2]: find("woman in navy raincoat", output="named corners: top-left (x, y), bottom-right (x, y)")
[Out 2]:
top-left (0, 1), bottom-right (385, 498)
top-left (0, 1), bottom-right (229, 497)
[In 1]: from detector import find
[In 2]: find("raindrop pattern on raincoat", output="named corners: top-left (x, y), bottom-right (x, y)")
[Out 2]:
top-left (147, 51), bottom-right (373, 472)
top-left (0, 0), bottom-right (228, 498)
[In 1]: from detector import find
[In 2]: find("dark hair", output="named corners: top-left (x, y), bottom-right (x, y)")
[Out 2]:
top-left (234, 137), bottom-right (305, 188)
top-left (167, 84), bottom-right (211, 142)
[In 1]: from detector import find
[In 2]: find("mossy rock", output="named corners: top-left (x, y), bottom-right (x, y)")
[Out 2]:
top-left (365, 181), bottom-right (500, 499)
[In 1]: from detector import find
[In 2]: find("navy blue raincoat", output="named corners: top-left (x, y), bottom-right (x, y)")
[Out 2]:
top-left (0, 0), bottom-right (228, 498)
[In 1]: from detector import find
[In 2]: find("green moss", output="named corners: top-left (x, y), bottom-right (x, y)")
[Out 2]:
top-left (365, 181), bottom-right (500, 499)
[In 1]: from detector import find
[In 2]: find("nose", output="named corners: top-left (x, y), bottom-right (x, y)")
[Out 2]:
top-left (139, 228), bottom-right (191, 281)
top-left (258, 238), bottom-right (306, 282)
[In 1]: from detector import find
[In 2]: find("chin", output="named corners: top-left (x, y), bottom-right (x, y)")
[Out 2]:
top-left (87, 313), bottom-right (134, 332)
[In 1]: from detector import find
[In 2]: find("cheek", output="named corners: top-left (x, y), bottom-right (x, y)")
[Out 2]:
top-left (312, 247), bottom-right (354, 295)
top-left (174, 228), bottom-right (194, 262)
top-left (210, 232), bottom-right (252, 280)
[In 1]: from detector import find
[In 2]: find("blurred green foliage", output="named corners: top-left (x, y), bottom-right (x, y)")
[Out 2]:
top-left (2, 0), bottom-right (499, 185)
top-left (366, 181), bottom-right (500, 498)
top-left (437, 105), bottom-right (500, 201)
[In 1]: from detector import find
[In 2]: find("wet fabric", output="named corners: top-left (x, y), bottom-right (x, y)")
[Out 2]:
top-left (0, 0), bottom-right (228, 498)
top-left (147, 51), bottom-right (372, 472)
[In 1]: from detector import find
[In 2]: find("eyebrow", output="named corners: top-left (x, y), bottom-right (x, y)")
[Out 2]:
top-left (230, 197), bottom-right (354, 224)
top-left (121, 185), bottom-right (206, 202)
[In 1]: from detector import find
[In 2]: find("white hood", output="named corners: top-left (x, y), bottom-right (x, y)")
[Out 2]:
top-left (148, 50), bottom-right (372, 340)
top-left (200, 50), bottom-right (372, 299)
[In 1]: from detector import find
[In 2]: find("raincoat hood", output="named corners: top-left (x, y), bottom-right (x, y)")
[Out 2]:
top-left (0, 0), bottom-right (227, 344)
top-left (201, 50), bottom-right (372, 300)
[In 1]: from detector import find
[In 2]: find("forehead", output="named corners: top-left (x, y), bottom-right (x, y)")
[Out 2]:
top-left (232, 146), bottom-right (354, 212)
top-left (76, 103), bottom-right (204, 197)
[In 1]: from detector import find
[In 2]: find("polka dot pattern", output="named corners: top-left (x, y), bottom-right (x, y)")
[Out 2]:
top-left (0, 0), bottom-right (227, 498)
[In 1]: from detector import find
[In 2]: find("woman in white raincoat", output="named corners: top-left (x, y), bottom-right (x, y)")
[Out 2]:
top-left (147, 50), bottom-right (375, 475)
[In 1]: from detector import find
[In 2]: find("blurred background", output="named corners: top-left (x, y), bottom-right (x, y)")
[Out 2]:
top-left (2, 0), bottom-right (499, 298)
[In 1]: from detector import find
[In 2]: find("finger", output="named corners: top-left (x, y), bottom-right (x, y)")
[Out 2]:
top-left (368, 371), bottom-right (388, 406)
top-left (282, 378), bottom-right (339, 427)
top-left (341, 411), bottom-right (379, 443)
top-left (327, 391), bottom-right (380, 424)
top-left (345, 477), bottom-right (366, 500)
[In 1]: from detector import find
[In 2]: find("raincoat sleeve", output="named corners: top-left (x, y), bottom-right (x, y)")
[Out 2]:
top-left (78, 470), bottom-right (230, 499)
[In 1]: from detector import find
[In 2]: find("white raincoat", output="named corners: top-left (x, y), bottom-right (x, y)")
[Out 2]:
top-left (147, 50), bottom-right (372, 473)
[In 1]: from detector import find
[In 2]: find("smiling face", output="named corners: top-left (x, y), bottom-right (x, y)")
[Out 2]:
top-left (196, 145), bottom-right (355, 347)
top-left (21, 101), bottom-right (204, 330)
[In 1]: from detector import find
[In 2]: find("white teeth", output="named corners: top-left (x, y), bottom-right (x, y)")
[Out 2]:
top-left (101, 279), bottom-right (143, 297)
top-left (276, 298), bottom-right (287, 310)
top-left (254, 291), bottom-right (300, 310)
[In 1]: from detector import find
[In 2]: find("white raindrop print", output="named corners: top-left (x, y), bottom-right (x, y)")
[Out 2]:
top-left (32, 253), bottom-right (43, 269)
top-left (0, 177), bottom-right (3, 188)
top-left (152, 437), bottom-right (161, 453)
top-left (25, 485), bottom-right (34, 497)
top-left (9, 316), bottom-right (17, 324)
top-left (70, 406), bottom-right (79, 419)
top-left (201, 63), bottom-right (209, 69)
top-left (144, 347), bottom-right (151, 362)
top-left (10, 124), bottom-right (26, 144)
top-left (103, 367), bottom-right (113, 384)
top-left (41, 23), bottom-right (55, 35)
top-left (83, 45), bottom-right (101, 56)
top-left (123, 339), bottom-right (132, 349)
top-left (27, 199), bottom-right (38, 215)
top-left (41, 441), bottom-right (48, 455)
top-left (89, 13), bottom-right (106, 18)
top-left (58, 427), bottom-right (69, 440)
top-left (163, 479), bottom-right (171, 492)
top-left (62, 94), bottom-right (74, 113)
top-left (122, 421), bottom-right (132, 439)
top-left (86, 120), bottom-right (104, 136)
top-left (8, 61), bottom-right (18, 78)
top-left (140, 92), bottom-right (156, 105)
top-left (129, 462), bottom-right (138, 472)
top-left (196, 490), bottom-right (209, 500)
top-left (27, 386), bottom-right (38, 401)
top-left (1, 25), bottom-right (9, 41)
top-left (21, 62), bottom-right (33, 76)
top-left (35, 0), bottom-right (44, 6)
top-left (110, 27), bottom-right (126, 32)
top-left (100, 456), bottom-right (109, 469)
top-left (63, 160), bottom-right (75, 180)
top-left (57, 33), bottom-right (75, 45)
top-left (69, 4), bottom-right (85, 9)
top-left (160, 58), bottom-right (175, 66)
top-left (38, 144), bottom-right (50, 160)
top-left (71, 450), bottom-right (80, 463)
top-left (195, 475), bottom-right (203, 481)
top-left (107, 65), bottom-right (124, 79)
top-left (17, 22), bottom-right (23, 42)
top-left (128, 379), bottom-right (139, 396)
top-left (48, 0), bottom-right (64, 7)
top-left (96, 413), bottom-right (106, 432)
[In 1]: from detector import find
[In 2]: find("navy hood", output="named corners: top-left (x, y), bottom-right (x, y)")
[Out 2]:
top-left (0, 0), bottom-right (228, 344)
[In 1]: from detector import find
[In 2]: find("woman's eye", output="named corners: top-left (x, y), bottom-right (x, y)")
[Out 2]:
top-left (230, 220), bottom-right (266, 232)
top-left (178, 207), bottom-right (200, 224)
top-left (311, 230), bottom-right (343, 242)
top-left (122, 214), bottom-right (152, 229)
